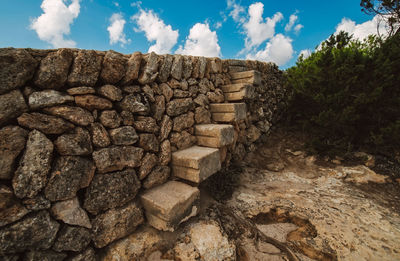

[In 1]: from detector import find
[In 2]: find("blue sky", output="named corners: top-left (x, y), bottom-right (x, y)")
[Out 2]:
top-left (0, 0), bottom-right (383, 68)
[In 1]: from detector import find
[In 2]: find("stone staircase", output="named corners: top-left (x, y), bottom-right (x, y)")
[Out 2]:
top-left (140, 70), bottom-right (259, 231)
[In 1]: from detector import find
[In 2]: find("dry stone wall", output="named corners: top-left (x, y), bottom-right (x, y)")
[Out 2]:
top-left (0, 47), bottom-right (287, 259)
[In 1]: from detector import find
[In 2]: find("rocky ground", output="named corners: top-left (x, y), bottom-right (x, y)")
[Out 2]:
top-left (102, 129), bottom-right (400, 261)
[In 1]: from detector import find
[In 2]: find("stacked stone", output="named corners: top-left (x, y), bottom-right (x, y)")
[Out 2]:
top-left (0, 48), bottom-right (247, 259)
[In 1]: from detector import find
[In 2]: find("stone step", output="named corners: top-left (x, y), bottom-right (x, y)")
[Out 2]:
top-left (223, 86), bottom-right (255, 101)
top-left (210, 103), bottom-right (246, 122)
top-left (140, 181), bottom-right (200, 232)
top-left (172, 146), bottom-right (221, 183)
top-left (230, 70), bottom-right (261, 86)
top-left (195, 124), bottom-right (235, 148)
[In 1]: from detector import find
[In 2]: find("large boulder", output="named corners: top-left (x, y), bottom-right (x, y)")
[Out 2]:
top-left (67, 50), bottom-right (103, 87)
top-left (100, 50), bottom-right (127, 84)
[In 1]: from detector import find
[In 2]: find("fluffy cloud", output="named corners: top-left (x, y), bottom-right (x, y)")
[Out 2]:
top-left (227, 0), bottom-right (245, 23)
top-left (247, 34), bottom-right (293, 66)
top-left (299, 49), bottom-right (312, 59)
top-left (176, 23), bottom-right (221, 57)
top-left (294, 24), bottom-right (304, 34)
top-left (107, 13), bottom-right (129, 46)
top-left (132, 9), bottom-right (179, 54)
top-left (30, 0), bottom-right (80, 48)
top-left (335, 15), bottom-right (389, 41)
top-left (243, 2), bottom-right (283, 49)
top-left (285, 13), bottom-right (298, 32)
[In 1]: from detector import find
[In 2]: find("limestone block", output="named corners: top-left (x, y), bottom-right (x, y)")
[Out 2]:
top-left (195, 124), bottom-right (235, 148)
top-left (230, 70), bottom-right (261, 86)
top-left (210, 103), bottom-right (246, 122)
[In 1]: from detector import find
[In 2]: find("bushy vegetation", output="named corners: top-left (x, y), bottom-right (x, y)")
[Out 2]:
top-left (285, 31), bottom-right (400, 155)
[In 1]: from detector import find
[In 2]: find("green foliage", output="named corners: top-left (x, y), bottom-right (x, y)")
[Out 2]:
top-left (286, 31), bottom-right (400, 155)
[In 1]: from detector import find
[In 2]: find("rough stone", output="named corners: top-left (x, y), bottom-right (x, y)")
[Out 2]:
top-left (121, 110), bottom-right (135, 126)
top-left (139, 153), bottom-right (159, 180)
top-left (194, 93), bottom-right (209, 107)
top-left (69, 248), bottom-right (96, 261)
top-left (195, 106), bottom-right (211, 124)
top-left (22, 196), bottom-right (51, 211)
top-left (160, 83), bottom-right (173, 102)
top-left (84, 169), bottom-right (141, 215)
top-left (199, 78), bottom-right (211, 94)
top-left (247, 124), bottom-right (261, 142)
top-left (24, 250), bottom-right (67, 261)
top-left (195, 124), bottom-right (235, 148)
top-left (0, 126), bottom-right (28, 179)
top-left (121, 52), bottom-right (142, 85)
top-left (170, 131), bottom-right (197, 150)
top-left (158, 54), bottom-right (173, 83)
top-left (0, 211), bottom-right (59, 255)
top-left (142, 84), bottom-right (155, 102)
top-left (12, 130), bottom-right (53, 199)
top-left (34, 49), bottom-right (74, 89)
top-left (0, 90), bottom-right (28, 126)
top-left (74, 95), bottom-right (113, 111)
top-left (138, 52), bottom-right (159, 84)
top-left (166, 98), bottom-right (194, 117)
top-left (45, 156), bottom-right (95, 201)
top-left (67, 50), bottom-right (103, 87)
top-left (173, 89), bottom-right (190, 98)
top-left (143, 166), bottom-right (170, 189)
top-left (66, 86), bottom-right (95, 95)
top-left (122, 85), bottom-right (141, 94)
top-left (92, 146), bottom-right (143, 173)
top-left (99, 110), bottom-right (122, 128)
top-left (43, 105), bottom-right (94, 126)
top-left (91, 201), bottom-right (144, 248)
top-left (17, 112), bottom-right (74, 135)
top-left (152, 95), bottom-right (165, 121)
top-left (133, 116), bottom-right (159, 133)
top-left (207, 89), bottom-right (225, 103)
top-left (100, 50), bottom-right (127, 84)
top-left (51, 197), bottom-right (91, 229)
top-left (0, 186), bottom-right (30, 227)
top-left (90, 122), bottom-right (111, 148)
top-left (160, 115), bottom-right (173, 141)
top-left (97, 84), bottom-right (123, 102)
top-left (0, 48), bottom-right (38, 95)
top-left (182, 56), bottom-right (193, 79)
top-left (198, 57), bottom-right (207, 78)
top-left (55, 127), bottom-right (93, 156)
top-left (159, 140), bottom-right (171, 166)
top-left (191, 57), bottom-right (200, 79)
top-left (109, 126), bottom-right (139, 145)
top-left (171, 55), bottom-right (183, 80)
top-left (53, 225), bottom-right (91, 252)
top-left (173, 112), bottom-right (195, 131)
top-left (118, 94), bottom-right (150, 114)
top-left (139, 133), bottom-right (159, 152)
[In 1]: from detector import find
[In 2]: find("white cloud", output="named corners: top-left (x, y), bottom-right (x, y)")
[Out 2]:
top-left (335, 15), bottom-right (389, 41)
top-left (215, 22), bottom-right (223, 29)
top-left (132, 9), bottom-right (179, 54)
top-left (246, 34), bottom-right (293, 66)
top-left (294, 24), bottom-right (304, 34)
top-left (176, 23), bottom-right (221, 57)
top-left (107, 13), bottom-right (129, 46)
top-left (30, 0), bottom-right (80, 48)
top-left (299, 49), bottom-right (312, 59)
top-left (243, 2), bottom-right (283, 49)
top-left (285, 14), bottom-right (298, 32)
top-left (227, 0), bottom-right (245, 23)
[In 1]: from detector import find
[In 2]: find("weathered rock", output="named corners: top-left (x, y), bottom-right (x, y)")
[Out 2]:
top-left (170, 131), bottom-right (197, 150)
top-left (173, 112), bottom-right (194, 131)
top-left (138, 52), bottom-right (159, 84)
top-left (100, 50), bottom-right (126, 84)
top-left (182, 56), bottom-right (193, 79)
top-left (173, 89), bottom-right (190, 98)
top-left (171, 55), bottom-right (183, 80)
top-left (66, 86), bottom-right (95, 95)
top-left (199, 79), bottom-right (211, 94)
top-left (34, 49), bottom-right (74, 89)
top-left (139, 153), bottom-right (159, 180)
top-left (158, 54), bottom-right (173, 83)
top-left (91, 201), bottom-right (144, 248)
top-left (53, 226), bottom-right (91, 252)
top-left (194, 93), bottom-right (209, 107)
top-left (195, 106), bottom-right (211, 124)
top-left (109, 126), bottom-right (139, 145)
top-left (142, 84), bottom-right (155, 102)
top-left (207, 89), bottom-right (225, 103)
top-left (55, 127), bottom-right (92, 156)
top-left (247, 124), bottom-right (261, 142)
top-left (22, 196), bottom-right (51, 211)
top-left (28, 90), bottom-right (74, 110)
top-left (180, 79), bottom-right (189, 90)
top-left (44, 106), bottom-right (94, 126)
top-left (166, 98), bottom-right (194, 117)
top-left (121, 110), bottom-right (135, 125)
top-left (168, 78), bottom-right (182, 89)
top-left (0, 48), bottom-right (38, 95)
top-left (159, 140), bottom-right (171, 166)
top-left (12, 130), bottom-right (53, 199)
top-left (160, 115), bottom-right (173, 141)
top-left (99, 110), bottom-right (121, 128)
top-left (67, 50), bottom-right (103, 87)
top-left (74, 95), bottom-right (113, 111)
top-left (152, 95), bottom-right (165, 121)
top-left (143, 166), bottom-right (170, 189)
top-left (51, 197), bottom-right (91, 229)
top-left (0, 126), bottom-right (28, 179)
top-left (122, 85), bottom-right (141, 94)
top-left (198, 57), bottom-right (207, 78)
top-left (45, 156), bottom-right (95, 201)
top-left (139, 133), bottom-right (159, 152)
top-left (69, 248), bottom-right (96, 261)
top-left (92, 145), bottom-right (143, 173)
top-left (90, 122), bottom-right (111, 148)
top-left (24, 250), bottom-right (67, 261)
top-left (118, 94), bottom-right (150, 114)
top-left (0, 186), bottom-right (30, 227)
top-left (0, 211), bottom-right (59, 255)
top-left (17, 112), bottom-right (74, 135)
top-left (0, 90), bottom-right (28, 126)
top-left (191, 57), bottom-right (200, 78)
top-left (133, 116), bottom-right (159, 133)
top-left (160, 83), bottom-right (173, 102)
top-left (121, 52), bottom-right (142, 85)
top-left (98, 84), bottom-right (123, 101)
top-left (173, 242), bottom-right (200, 261)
